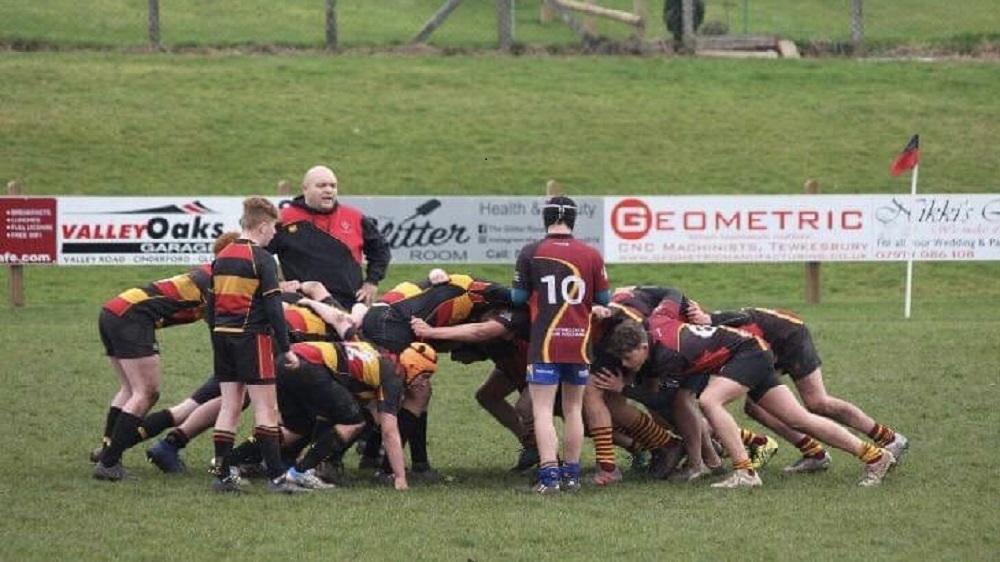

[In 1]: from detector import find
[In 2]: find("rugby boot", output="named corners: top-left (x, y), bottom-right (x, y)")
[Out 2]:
top-left (93, 461), bottom-right (128, 482)
top-left (146, 439), bottom-right (186, 474)
top-left (858, 450), bottom-right (896, 487)
top-left (749, 435), bottom-right (779, 470)
top-left (710, 469), bottom-right (762, 489)
top-left (884, 433), bottom-right (909, 464)
top-left (783, 451), bottom-right (832, 474)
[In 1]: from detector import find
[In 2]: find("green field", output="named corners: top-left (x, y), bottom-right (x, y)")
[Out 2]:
top-left (2, 21), bottom-right (1000, 562)
top-left (1, 0), bottom-right (998, 49)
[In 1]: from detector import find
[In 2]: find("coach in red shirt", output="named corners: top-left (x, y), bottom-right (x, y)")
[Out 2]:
top-left (269, 165), bottom-right (391, 309)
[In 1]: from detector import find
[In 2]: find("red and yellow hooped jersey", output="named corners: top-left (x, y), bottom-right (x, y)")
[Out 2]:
top-left (284, 303), bottom-right (331, 342)
top-left (380, 273), bottom-right (508, 327)
top-left (103, 264), bottom-right (211, 327)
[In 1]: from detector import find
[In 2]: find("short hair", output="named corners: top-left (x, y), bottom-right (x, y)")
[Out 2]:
top-left (543, 195), bottom-right (577, 230)
top-left (605, 319), bottom-right (648, 358)
top-left (212, 231), bottom-right (241, 256)
top-left (239, 197), bottom-right (279, 230)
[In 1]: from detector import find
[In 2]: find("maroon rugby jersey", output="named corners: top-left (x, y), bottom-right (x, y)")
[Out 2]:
top-left (644, 312), bottom-right (768, 379)
top-left (514, 233), bottom-right (608, 364)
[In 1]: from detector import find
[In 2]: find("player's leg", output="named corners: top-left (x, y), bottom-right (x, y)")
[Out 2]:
top-left (96, 354), bottom-right (161, 476)
top-left (756, 384), bottom-right (895, 487)
top-left (583, 378), bottom-right (618, 481)
top-left (527, 363), bottom-right (561, 493)
top-left (475, 368), bottom-right (537, 471)
top-left (559, 364), bottom-right (589, 491)
top-left (698, 376), bottom-right (761, 488)
top-left (93, 357), bottom-right (132, 462)
top-left (795, 368), bottom-right (908, 460)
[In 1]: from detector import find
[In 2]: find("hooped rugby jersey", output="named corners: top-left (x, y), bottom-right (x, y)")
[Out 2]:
top-left (103, 264), bottom-right (212, 328)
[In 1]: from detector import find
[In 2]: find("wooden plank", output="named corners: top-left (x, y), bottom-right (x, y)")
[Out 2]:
top-left (7, 180), bottom-right (25, 308)
top-left (696, 49), bottom-right (779, 59)
top-left (777, 39), bottom-right (800, 59)
top-left (696, 35), bottom-right (781, 50)
top-left (412, 0), bottom-right (463, 44)
top-left (497, 0), bottom-right (514, 50)
top-left (147, 0), bottom-right (161, 50)
top-left (542, 0), bottom-right (595, 42)
top-left (325, 0), bottom-right (338, 51)
top-left (804, 179), bottom-right (821, 304)
top-left (552, 0), bottom-right (642, 26)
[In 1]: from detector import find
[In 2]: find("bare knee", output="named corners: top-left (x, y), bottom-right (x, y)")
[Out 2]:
top-left (802, 394), bottom-right (833, 417)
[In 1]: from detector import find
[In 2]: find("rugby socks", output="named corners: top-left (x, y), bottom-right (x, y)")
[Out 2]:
top-left (295, 417), bottom-right (344, 472)
top-left (212, 429), bottom-right (236, 475)
top-left (857, 442), bottom-right (884, 465)
top-left (102, 407), bottom-right (122, 448)
top-left (795, 436), bottom-right (827, 458)
top-left (522, 425), bottom-right (537, 448)
top-left (229, 438), bottom-right (263, 466)
top-left (867, 423), bottom-right (897, 448)
top-left (163, 428), bottom-right (190, 449)
top-left (101, 412), bottom-right (144, 467)
top-left (411, 412), bottom-right (430, 466)
top-left (625, 412), bottom-right (676, 450)
top-left (732, 457), bottom-right (754, 473)
top-left (740, 428), bottom-right (770, 448)
top-left (253, 425), bottom-right (285, 480)
top-left (592, 426), bottom-right (617, 472)
top-left (140, 409), bottom-right (175, 441)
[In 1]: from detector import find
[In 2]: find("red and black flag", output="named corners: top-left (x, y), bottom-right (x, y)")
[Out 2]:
top-left (890, 134), bottom-right (920, 176)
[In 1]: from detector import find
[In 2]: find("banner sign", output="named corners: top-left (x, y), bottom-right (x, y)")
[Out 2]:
top-left (1, 194), bottom-right (997, 266)
top-left (0, 197), bottom-right (57, 264)
top-left (605, 194), bottom-right (1000, 263)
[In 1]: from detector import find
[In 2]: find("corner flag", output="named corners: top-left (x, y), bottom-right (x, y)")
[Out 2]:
top-left (890, 134), bottom-right (920, 177)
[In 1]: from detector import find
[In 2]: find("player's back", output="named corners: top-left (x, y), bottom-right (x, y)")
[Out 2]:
top-left (517, 233), bottom-right (607, 364)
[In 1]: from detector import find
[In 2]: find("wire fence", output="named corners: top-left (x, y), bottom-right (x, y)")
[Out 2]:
top-left (1, 0), bottom-right (996, 54)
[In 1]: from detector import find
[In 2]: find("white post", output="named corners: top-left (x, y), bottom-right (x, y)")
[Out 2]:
top-left (903, 164), bottom-right (919, 319)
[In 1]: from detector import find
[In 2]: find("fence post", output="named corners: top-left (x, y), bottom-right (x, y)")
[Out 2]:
top-left (325, 0), bottom-right (339, 52)
top-left (633, 0), bottom-right (647, 40)
top-left (850, 0), bottom-right (864, 54)
top-left (148, 0), bottom-right (161, 50)
top-left (497, 0), bottom-right (514, 51)
top-left (540, 0), bottom-right (555, 23)
top-left (681, 0), bottom-right (695, 52)
top-left (6, 181), bottom-right (25, 308)
top-left (277, 180), bottom-right (292, 197)
top-left (804, 179), bottom-right (821, 304)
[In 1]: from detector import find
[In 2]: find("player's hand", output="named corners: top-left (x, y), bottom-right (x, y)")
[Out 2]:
top-left (686, 299), bottom-right (711, 325)
top-left (279, 280), bottom-right (301, 293)
top-left (591, 368), bottom-right (625, 393)
top-left (410, 316), bottom-right (433, 338)
top-left (591, 305), bottom-right (612, 319)
top-left (283, 351), bottom-right (299, 370)
top-left (356, 282), bottom-right (378, 306)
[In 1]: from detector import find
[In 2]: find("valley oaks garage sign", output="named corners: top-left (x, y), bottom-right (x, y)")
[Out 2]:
top-left (1, 195), bottom-right (998, 265)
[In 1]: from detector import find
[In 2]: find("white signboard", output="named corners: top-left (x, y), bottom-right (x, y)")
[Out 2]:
top-left (604, 194), bottom-right (1000, 263)
top-left (52, 196), bottom-right (604, 265)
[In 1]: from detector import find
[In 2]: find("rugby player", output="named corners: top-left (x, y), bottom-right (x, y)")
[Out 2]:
top-left (208, 197), bottom-right (301, 494)
top-left (696, 305), bottom-right (909, 471)
top-left (605, 316), bottom-right (896, 488)
top-left (512, 195), bottom-right (610, 493)
top-left (92, 231), bottom-right (239, 481)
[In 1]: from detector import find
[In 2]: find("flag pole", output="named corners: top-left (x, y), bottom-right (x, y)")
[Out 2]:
top-left (904, 163), bottom-right (919, 319)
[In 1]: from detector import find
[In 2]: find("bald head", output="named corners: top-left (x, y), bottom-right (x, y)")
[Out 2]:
top-left (302, 165), bottom-right (338, 211)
